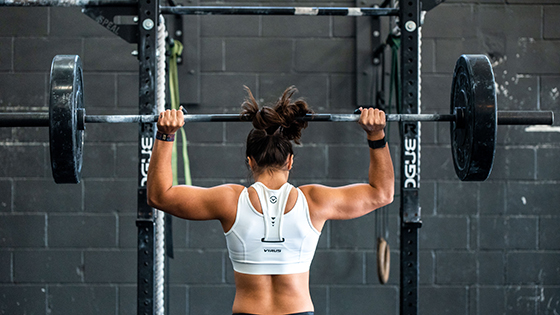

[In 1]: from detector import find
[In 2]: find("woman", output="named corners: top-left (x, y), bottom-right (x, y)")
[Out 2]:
top-left (147, 86), bottom-right (394, 315)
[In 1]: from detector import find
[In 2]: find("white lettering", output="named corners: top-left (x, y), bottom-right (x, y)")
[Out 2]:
top-left (140, 136), bottom-right (153, 187)
top-left (264, 249), bottom-right (282, 253)
top-left (404, 137), bottom-right (418, 188)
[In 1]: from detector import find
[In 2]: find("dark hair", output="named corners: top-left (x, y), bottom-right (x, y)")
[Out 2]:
top-left (240, 86), bottom-right (313, 174)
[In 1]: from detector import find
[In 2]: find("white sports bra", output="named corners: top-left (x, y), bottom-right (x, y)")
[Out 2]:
top-left (224, 182), bottom-right (321, 275)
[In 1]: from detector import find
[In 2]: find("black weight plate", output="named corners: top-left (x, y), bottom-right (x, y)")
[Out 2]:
top-left (450, 55), bottom-right (497, 181)
top-left (49, 55), bottom-right (84, 184)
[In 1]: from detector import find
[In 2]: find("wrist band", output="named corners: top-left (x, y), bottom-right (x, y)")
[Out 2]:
top-left (156, 131), bottom-right (175, 142)
top-left (368, 137), bottom-right (386, 149)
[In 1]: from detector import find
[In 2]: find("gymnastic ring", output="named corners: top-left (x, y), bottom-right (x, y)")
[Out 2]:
top-left (377, 237), bottom-right (390, 284)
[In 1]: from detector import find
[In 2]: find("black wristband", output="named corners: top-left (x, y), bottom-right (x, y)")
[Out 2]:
top-left (368, 137), bottom-right (386, 149)
top-left (156, 131), bottom-right (175, 142)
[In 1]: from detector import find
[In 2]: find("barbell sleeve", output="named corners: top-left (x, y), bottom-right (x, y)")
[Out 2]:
top-left (0, 112), bottom-right (50, 127)
top-left (497, 111), bottom-right (554, 125)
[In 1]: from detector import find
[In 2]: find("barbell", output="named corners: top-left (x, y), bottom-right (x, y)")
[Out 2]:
top-left (0, 55), bottom-right (554, 183)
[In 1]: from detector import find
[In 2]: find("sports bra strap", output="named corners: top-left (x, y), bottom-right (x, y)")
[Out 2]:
top-left (251, 182), bottom-right (293, 243)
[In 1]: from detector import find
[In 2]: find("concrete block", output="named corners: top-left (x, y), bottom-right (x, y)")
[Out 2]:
top-left (188, 220), bottom-right (227, 249)
top-left (498, 125), bottom-right (560, 147)
top-left (420, 181), bottom-right (436, 216)
top-left (419, 286), bottom-right (467, 314)
top-left (419, 216), bottom-right (469, 249)
top-left (494, 73), bottom-right (538, 111)
top-left (84, 121), bottom-right (137, 142)
top-left (507, 252), bottom-right (560, 285)
top-left (478, 287), bottom-right (506, 315)
top-left (0, 38), bottom-right (12, 71)
top-left (421, 39), bottom-right (436, 73)
top-left (421, 74), bottom-right (452, 113)
top-left (48, 214), bottom-right (117, 248)
top-left (262, 16), bottom-right (330, 37)
top-left (309, 286), bottom-right (327, 315)
top-left (84, 250), bottom-right (136, 283)
top-left (115, 144), bottom-right (138, 178)
top-left (310, 250), bottom-right (364, 284)
top-left (49, 7), bottom-right (110, 38)
top-left (0, 180), bottom-right (12, 212)
top-left (201, 38), bottom-right (224, 72)
top-left (183, 120), bottom-right (224, 143)
top-left (506, 37), bottom-right (560, 75)
top-left (259, 74), bottom-right (328, 109)
top-left (540, 75), bottom-right (560, 110)
top-left (0, 145), bottom-right (48, 178)
top-left (329, 286), bottom-right (398, 315)
top-left (333, 16), bottom-right (354, 38)
top-left (117, 214), bottom-right (137, 249)
top-left (505, 286), bottom-right (537, 315)
top-left (0, 252), bottom-right (11, 282)
top-left (293, 146), bottom-right (327, 179)
top-left (116, 74), bottom-right (139, 108)
top-left (329, 74), bottom-right (355, 111)
top-left (83, 73), bottom-right (116, 110)
top-left (539, 286), bottom-right (560, 314)
top-left (301, 121), bottom-right (364, 145)
top-left (0, 73), bottom-right (47, 108)
top-left (225, 38), bottom-right (293, 72)
top-left (168, 285), bottom-right (188, 315)
top-left (0, 8), bottom-right (48, 36)
top-left (419, 250), bottom-right (435, 285)
top-left (14, 250), bottom-right (82, 283)
top-left (82, 144), bottom-right (116, 179)
top-left (0, 214), bottom-right (45, 247)
top-left (545, 7), bottom-right (560, 39)
top-left (188, 285), bottom-right (235, 315)
top-left (421, 145), bottom-right (457, 181)
top-left (479, 251), bottom-right (505, 285)
top-left (480, 216), bottom-right (537, 250)
top-left (83, 38), bottom-right (137, 72)
top-left (117, 285), bottom-right (135, 315)
top-left (422, 4), bottom-right (476, 39)
top-left (537, 148), bottom-right (560, 180)
top-left (436, 181), bottom-right (478, 215)
top-left (84, 179), bottom-right (137, 213)
top-left (295, 39), bottom-right (355, 73)
top-left (477, 5), bottom-right (541, 39)
top-left (435, 38), bottom-right (485, 74)
top-left (436, 251), bottom-right (476, 284)
top-left (327, 145), bottom-right (369, 180)
top-left (0, 285), bottom-right (46, 314)
top-left (479, 181), bottom-right (506, 215)
top-left (48, 285), bottom-right (116, 315)
top-left (200, 74), bottom-right (257, 106)
top-left (169, 250), bottom-right (224, 284)
top-left (14, 38), bottom-right (82, 72)
top-left (489, 147), bottom-right (536, 180)
top-left (201, 15), bottom-right (259, 37)
top-left (539, 217), bottom-right (560, 250)
top-left (331, 213), bottom-right (375, 249)
top-left (507, 183), bottom-right (560, 215)
top-left (187, 144), bottom-right (246, 179)
top-left (225, 122), bottom-right (255, 144)
top-left (14, 179), bottom-right (82, 212)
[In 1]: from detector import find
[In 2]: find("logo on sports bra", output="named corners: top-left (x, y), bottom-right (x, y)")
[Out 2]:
top-left (270, 196), bottom-right (278, 204)
top-left (264, 248), bottom-right (282, 253)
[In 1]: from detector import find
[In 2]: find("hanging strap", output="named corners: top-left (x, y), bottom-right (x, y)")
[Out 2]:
top-left (251, 182), bottom-right (292, 243)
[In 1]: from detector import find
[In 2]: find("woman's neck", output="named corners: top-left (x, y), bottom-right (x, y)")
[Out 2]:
top-left (253, 170), bottom-right (290, 190)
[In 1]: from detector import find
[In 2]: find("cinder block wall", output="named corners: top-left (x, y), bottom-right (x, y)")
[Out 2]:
top-left (0, 1), bottom-right (559, 314)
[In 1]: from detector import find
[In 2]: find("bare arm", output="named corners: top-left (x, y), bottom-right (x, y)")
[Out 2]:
top-left (146, 108), bottom-right (241, 222)
top-left (301, 108), bottom-right (395, 222)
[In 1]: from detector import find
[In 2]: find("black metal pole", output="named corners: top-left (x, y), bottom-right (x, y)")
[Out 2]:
top-left (399, 0), bottom-right (421, 314)
top-left (159, 6), bottom-right (399, 16)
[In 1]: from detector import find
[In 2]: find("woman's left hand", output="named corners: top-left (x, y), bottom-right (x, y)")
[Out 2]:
top-left (157, 107), bottom-right (185, 135)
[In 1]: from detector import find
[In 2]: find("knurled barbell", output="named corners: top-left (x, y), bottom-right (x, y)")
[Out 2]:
top-left (0, 55), bottom-right (554, 183)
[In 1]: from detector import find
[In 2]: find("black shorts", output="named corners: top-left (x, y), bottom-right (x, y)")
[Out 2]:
top-left (233, 312), bottom-right (314, 315)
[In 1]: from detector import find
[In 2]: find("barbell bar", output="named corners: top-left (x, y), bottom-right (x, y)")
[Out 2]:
top-left (0, 54), bottom-right (555, 184)
top-left (0, 1), bottom-right (399, 16)
top-left (0, 111), bottom-right (553, 127)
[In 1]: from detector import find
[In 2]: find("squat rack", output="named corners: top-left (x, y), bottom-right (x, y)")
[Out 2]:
top-left (0, 0), bottom-right (436, 314)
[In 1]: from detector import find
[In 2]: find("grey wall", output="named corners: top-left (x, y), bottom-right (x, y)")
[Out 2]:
top-left (0, 0), bottom-right (559, 314)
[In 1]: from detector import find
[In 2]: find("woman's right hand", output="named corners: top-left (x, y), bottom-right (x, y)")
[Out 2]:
top-left (157, 107), bottom-right (185, 135)
top-left (357, 107), bottom-right (386, 140)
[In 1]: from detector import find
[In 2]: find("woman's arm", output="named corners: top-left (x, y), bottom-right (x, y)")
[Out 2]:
top-left (146, 108), bottom-right (241, 222)
top-left (301, 107), bottom-right (395, 222)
